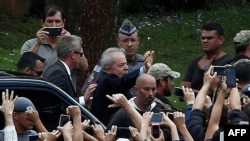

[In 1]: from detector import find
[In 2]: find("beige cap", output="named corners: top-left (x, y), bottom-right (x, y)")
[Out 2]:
top-left (148, 63), bottom-right (180, 80)
top-left (233, 30), bottom-right (250, 47)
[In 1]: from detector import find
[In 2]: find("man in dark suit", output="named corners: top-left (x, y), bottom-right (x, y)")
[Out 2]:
top-left (91, 47), bottom-right (154, 126)
top-left (43, 35), bottom-right (88, 106)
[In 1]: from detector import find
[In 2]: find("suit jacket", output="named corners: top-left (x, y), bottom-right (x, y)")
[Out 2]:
top-left (43, 60), bottom-right (79, 101)
top-left (91, 69), bottom-right (140, 126)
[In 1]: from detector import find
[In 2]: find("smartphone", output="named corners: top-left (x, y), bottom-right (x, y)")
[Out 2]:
top-left (151, 124), bottom-right (160, 138)
top-left (225, 66), bottom-right (236, 87)
top-left (116, 127), bottom-right (131, 138)
top-left (151, 113), bottom-right (163, 123)
top-left (174, 87), bottom-right (184, 97)
top-left (44, 27), bottom-right (62, 36)
top-left (59, 114), bottom-right (70, 126)
top-left (211, 66), bottom-right (225, 75)
top-left (28, 135), bottom-right (39, 141)
top-left (166, 112), bottom-right (174, 120)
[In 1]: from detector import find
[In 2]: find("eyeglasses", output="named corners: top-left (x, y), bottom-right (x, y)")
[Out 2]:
top-left (72, 51), bottom-right (83, 57)
top-left (30, 68), bottom-right (43, 76)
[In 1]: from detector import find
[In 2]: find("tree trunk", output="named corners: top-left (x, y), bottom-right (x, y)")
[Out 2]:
top-left (67, 0), bottom-right (121, 95)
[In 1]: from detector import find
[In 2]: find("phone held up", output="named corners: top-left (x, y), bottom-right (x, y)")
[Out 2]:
top-left (166, 112), bottom-right (174, 120)
top-left (225, 66), bottom-right (236, 87)
top-left (151, 113), bottom-right (163, 138)
top-left (174, 87), bottom-right (184, 97)
top-left (211, 66), bottom-right (236, 87)
top-left (44, 27), bottom-right (62, 36)
top-left (59, 114), bottom-right (70, 127)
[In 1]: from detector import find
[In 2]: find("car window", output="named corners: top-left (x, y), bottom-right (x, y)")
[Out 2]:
top-left (0, 78), bottom-right (106, 131)
top-left (0, 88), bottom-right (69, 131)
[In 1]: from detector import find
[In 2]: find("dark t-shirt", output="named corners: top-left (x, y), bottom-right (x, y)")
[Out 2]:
top-left (227, 54), bottom-right (250, 65)
top-left (183, 54), bottom-right (232, 90)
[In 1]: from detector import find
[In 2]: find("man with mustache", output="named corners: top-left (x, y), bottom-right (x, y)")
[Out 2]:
top-left (148, 63), bottom-right (180, 111)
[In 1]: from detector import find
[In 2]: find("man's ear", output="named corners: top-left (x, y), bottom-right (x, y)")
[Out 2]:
top-left (23, 67), bottom-right (31, 74)
top-left (103, 66), bottom-right (110, 73)
top-left (133, 86), bottom-right (138, 93)
top-left (62, 19), bottom-right (66, 27)
top-left (12, 112), bottom-right (19, 120)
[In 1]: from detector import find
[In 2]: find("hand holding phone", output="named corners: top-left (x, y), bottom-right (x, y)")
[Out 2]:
top-left (59, 114), bottom-right (70, 127)
top-left (150, 113), bottom-right (162, 138)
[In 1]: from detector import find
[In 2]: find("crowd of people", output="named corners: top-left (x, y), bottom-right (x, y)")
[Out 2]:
top-left (1, 4), bottom-right (250, 141)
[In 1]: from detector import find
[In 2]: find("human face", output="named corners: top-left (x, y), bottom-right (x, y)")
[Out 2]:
top-left (30, 60), bottom-right (44, 77)
top-left (163, 77), bottom-right (174, 96)
top-left (201, 30), bottom-right (224, 54)
top-left (134, 75), bottom-right (157, 108)
top-left (13, 112), bottom-right (34, 132)
top-left (42, 11), bottom-right (65, 27)
top-left (117, 32), bottom-right (139, 59)
top-left (105, 53), bottom-right (128, 77)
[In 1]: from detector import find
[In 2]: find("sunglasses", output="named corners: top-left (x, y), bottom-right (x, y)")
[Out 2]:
top-left (30, 68), bottom-right (43, 76)
top-left (72, 51), bottom-right (83, 57)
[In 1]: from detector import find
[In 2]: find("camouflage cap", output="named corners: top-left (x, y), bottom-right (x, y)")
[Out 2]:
top-left (148, 63), bottom-right (180, 80)
top-left (233, 30), bottom-right (250, 47)
top-left (118, 19), bottom-right (138, 36)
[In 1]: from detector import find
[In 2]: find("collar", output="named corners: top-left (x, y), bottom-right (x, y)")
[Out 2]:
top-left (128, 97), bottom-right (156, 112)
top-left (59, 60), bottom-right (71, 76)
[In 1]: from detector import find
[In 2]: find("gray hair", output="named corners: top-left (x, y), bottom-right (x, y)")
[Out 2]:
top-left (100, 47), bottom-right (125, 69)
top-left (56, 35), bottom-right (82, 58)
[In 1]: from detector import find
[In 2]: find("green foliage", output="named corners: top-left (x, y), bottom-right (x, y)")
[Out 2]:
top-left (120, 3), bottom-right (250, 108)
top-left (0, 15), bottom-right (40, 70)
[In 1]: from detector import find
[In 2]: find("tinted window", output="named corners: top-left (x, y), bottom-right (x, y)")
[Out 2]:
top-left (1, 88), bottom-right (70, 131)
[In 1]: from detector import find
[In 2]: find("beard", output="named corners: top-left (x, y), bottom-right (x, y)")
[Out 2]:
top-left (164, 89), bottom-right (172, 96)
top-left (144, 97), bottom-right (154, 106)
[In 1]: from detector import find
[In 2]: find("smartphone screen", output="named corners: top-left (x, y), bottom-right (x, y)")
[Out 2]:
top-left (225, 66), bottom-right (236, 87)
top-left (151, 113), bottom-right (163, 123)
top-left (174, 87), bottom-right (184, 97)
top-left (151, 124), bottom-right (160, 138)
top-left (166, 112), bottom-right (174, 120)
top-left (59, 114), bottom-right (70, 126)
top-left (212, 66), bottom-right (225, 75)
